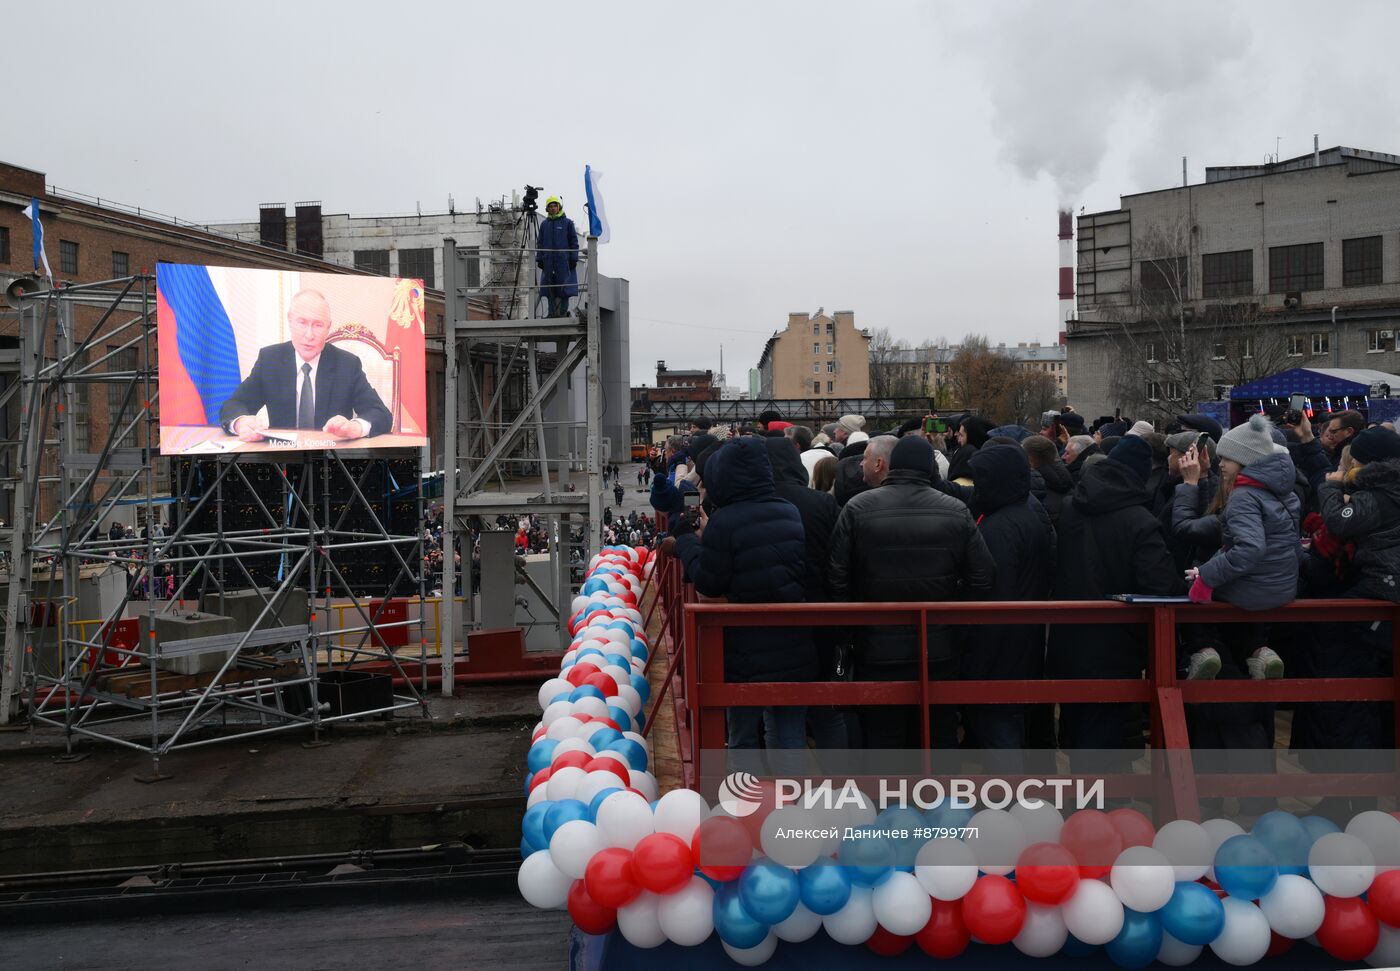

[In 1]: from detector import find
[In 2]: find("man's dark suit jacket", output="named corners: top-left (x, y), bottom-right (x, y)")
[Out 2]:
top-left (218, 341), bottom-right (392, 436)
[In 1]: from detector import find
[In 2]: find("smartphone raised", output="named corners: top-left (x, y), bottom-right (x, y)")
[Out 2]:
top-left (1289, 392), bottom-right (1308, 414)
top-left (923, 417), bottom-right (947, 434)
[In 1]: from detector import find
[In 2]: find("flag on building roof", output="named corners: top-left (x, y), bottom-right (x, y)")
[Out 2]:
top-left (18, 197), bottom-right (53, 281)
top-left (584, 165), bottom-right (610, 243)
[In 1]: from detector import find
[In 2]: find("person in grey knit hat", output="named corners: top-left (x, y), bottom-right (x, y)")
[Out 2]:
top-left (1215, 412), bottom-right (1288, 467)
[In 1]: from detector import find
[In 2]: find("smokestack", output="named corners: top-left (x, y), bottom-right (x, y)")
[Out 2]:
top-left (1313, 134), bottom-right (1320, 167)
top-left (1058, 209), bottom-right (1075, 326)
top-left (1183, 156), bottom-right (1188, 187)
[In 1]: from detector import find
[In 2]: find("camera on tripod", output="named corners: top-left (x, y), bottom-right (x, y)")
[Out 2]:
top-left (522, 185), bottom-right (541, 213)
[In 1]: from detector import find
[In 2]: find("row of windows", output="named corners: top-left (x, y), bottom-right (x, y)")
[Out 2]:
top-left (0, 232), bottom-right (134, 277)
top-left (811, 321), bottom-right (834, 335)
top-left (1144, 235), bottom-right (1387, 298)
top-left (812, 361), bottom-right (837, 373)
top-left (812, 342), bottom-right (834, 355)
top-left (1145, 380), bottom-right (1184, 403)
top-left (352, 247), bottom-right (444, 288)
top-left (812, 380), bottom-right (835, 394)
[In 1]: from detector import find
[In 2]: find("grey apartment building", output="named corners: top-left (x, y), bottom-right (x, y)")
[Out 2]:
top-left (1068, 147), bottom-right (1400, 422)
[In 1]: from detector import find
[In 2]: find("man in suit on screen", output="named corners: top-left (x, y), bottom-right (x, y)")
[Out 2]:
top-left (219, 289), bottom-right (392, 442)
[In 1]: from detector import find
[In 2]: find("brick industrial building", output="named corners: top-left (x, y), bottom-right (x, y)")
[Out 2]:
top-left (1069, 146), bottom-right (1400, 420)
top-left (756, 309), bottom-right (871, 399)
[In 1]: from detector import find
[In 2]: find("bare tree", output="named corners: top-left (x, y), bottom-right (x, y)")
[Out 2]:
top-left (868, 327), bottom-right (930, 398)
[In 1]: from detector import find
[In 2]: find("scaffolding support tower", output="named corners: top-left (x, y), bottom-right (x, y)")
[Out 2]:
top-left (440, 234), bottom-right (603, 693)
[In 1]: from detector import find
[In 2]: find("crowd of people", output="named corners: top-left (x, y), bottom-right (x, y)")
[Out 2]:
top-left (647, 406), bottom-right (1399, 809)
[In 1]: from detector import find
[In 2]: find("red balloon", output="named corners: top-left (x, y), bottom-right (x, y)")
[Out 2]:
top-left (568, 879), bottom-right (617, 935)
top-left (583, 672), bottom-right (622, 696)
top-left (737, 779), bottom-right (781, 842)
top-left (1316, 895), bottom-right (1380, 962)
top-left (1016, 841), bottom-right (1081, 905)
top-left (1265, 931), bottom-right (1294, 957)
top-left (1107, 808), bottom-right (1156, 849)
top-left (583, 758), bottom-right (630, 784)
top-left (1060, 809), bottom-right (1124, 878)
top-left (592, 717), bottom-right (622, 732)
top-left (565, 663), bottom-right (600, 687)
top-left (528, 765), bottom-right (553, 793)
top-left (1369, 870), bottom-right (1400, 928)
top-left (961, 875), bottom-right (1026, 945)
top-left (532, 724), bottom-right (547, 742)
top-left (631, 833), bottom-right (694, 894)
top-left (916, 899), bottom-right (970, 959)
top-left (691, 815), bottom-right (752, 882)
top-left (584, 847), bottom-right (642, 910)
top-left (866, 925), bottom-right (914, 956)
top-left (551, 750), bottom-right (593, 773)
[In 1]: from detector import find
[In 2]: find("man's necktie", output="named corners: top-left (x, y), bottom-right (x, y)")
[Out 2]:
top-left (298, 362), bottom-right (315, 429)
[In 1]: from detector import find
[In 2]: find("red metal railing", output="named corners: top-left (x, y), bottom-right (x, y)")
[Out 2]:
top-left (639, 552), bottom-right (1400, 822)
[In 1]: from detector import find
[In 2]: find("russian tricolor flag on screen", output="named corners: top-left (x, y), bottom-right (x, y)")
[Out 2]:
top-left (155, 264), bottom-right (241, 426)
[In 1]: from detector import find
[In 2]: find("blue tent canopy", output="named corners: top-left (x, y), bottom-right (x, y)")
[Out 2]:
top-left (1230, 367), bottom-right (1400, 400)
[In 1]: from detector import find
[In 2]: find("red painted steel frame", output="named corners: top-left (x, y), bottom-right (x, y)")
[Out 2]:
top-left (648, 549), bottom-right (1400, 822)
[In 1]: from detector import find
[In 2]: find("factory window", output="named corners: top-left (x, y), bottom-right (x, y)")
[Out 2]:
top-left (827, 380), bottom-right (834, 393)
top-left (354, 250), bottom-right (390, 275)
top-left (1145, 381), bottom-right (1161, 402)
top-left (1202, 249), bottom-right (1253, 298)
top-left (812, 342), bottom-right (820, 354)
top-left (112, 251), bottom-right (129, 277)
top-left (397, 248), bottom-right (434, 288)
top-left (813, 322), bottom-right (820, 335)
top-left (826, 322), bottom-right (834, 334)
top-left (1140, 257), bottom-right (1188, 296)
top-left (1212, 341), bottom-right (1226, 360)
top-left (812, 363), bottom-right (819, 373)
top-left (826, 361), bottom-right (834, 373)
top-left (826, 343), bottom-right (833, 354)
top-left (463, 245), bottom-right (481, 288)
top-left (60, 239), bottom-right (79, 275)
top-left (1343, 236), bottom-right (1382, 287)
top-left (1312, 332), bottom-right (1329, 356)
top-left (1166, 381), bottom-right (1183, 402)
top-left (813, 380), bottom-right (821, 394)
top-left (0, 226), bottom-right (9, 264)
top-left (1268, 242), bottom-right (1323, 293)
top-left (1366, 330), bottom-right (1394, 353)
top-left (1287, 335), bottom-right (1305, 357)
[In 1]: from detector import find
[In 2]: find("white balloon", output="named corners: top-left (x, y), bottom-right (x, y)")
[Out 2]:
top-left (538, 678), bottom-right (572, 710)
top-left (653, 788), bottom-right (712, 843)
top-left (1368, 923), bottom-right (1400, 969)
top-left (618, 891), bottom-right (666, 948)
top-left (772, 902), bottom-right (823, 943)
top-left (915, 837), bottom-right (978, 901)
top-left (615, 684), bottom-right (643, 715)
top-left (517, 849), bottom-right (572, 909)
top-left (843, 788), bottom-right (878, 829)
top-left (1153, 819), bottom-right (1214, 883)
top-left (588, 750), bottom-right (632, 776)
top-left (1110, 845), bottom-right (1176, 913)
top-left (1010, 802), bottom-right (1064, 845)
top-left (1157, 930), bottom-right (1205, 967)
top-left (1210, 897), bottom-right (1271, 966)
top-left (546, 715), bottom-right (586, 741)
top-left (761, 807), bottom-right (824, 870)
top-left (571, 595), bottom-right (590, 616)
top-left (526, 783), bottom-right (550, 809)
top-left (552, 737), bottom-right (597, 758)
top-left (602, 629), bottom-right (632, 646)
top-left (1061, 878), bottom-right (1125, 946)
top-left (656, 876), bottom-right (715, 946)
top-left (561, 650), bottom-right (579, 667)
top-left (1308, 832), bottom-right (1376, 898)
top-left (622, 730), bottom-right (649, 750)
top-left (722, 932), bottom-right (777, 967)
top-left (1346, 810), bottom-right (1400, 873)
top-left (967, 809), bottom-right (1025, 877)
top-left (545, 766), bottom-right (587, 803)
top-left (576, 770), bottom-right (627, 807)
top-left (1013, 902), bottom-right (1069, 958)
top-left (572, 696), bottom-right (610, 721)
top-left (542, 700), bottom-right (575, 727)
top-left (871, 871), bottom-right (932, 936)
top-left (1201, 818), bottom-right (1246, 882)
top-left (631, 657), bottom-right (647, 673)
top-left (595, 789), bottom-right (654, 850)
top-left (822, 886), bottom-right (877, 945)
top-left (548, 819), bottom-right (605, 880)
top-left (576, 637), bottom-right (609, 653)
top-left (629, 769), bottom-right (659, 803)
top-left (1258, 874), bottom-right (1325, 939)
top-left (601, 663), bottom-right (632, 687)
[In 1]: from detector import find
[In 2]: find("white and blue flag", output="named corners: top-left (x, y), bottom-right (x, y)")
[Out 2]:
top-left (18, 197), bottom-right (53, 280)
top-left (584, 165), bottom-right (610, 244)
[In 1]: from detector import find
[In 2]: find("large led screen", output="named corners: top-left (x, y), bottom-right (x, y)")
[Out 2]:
top-left (156, 264), bottom-right (428, 455)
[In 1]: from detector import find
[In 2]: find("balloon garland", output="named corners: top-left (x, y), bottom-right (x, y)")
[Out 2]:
top-left (520, 549), bottom-right (1400, 965)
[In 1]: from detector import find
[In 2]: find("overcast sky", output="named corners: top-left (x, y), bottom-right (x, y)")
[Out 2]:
top-left (12, 1), bottom-right (1400, 385)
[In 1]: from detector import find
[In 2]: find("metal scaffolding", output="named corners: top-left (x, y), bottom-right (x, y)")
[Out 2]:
top-left (439, 228), bottom-right (603, 692)
top-left (0, 278), bottom-right (430, 774)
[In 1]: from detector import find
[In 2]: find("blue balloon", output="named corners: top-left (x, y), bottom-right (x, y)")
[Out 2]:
top-left (582, 578), bottom-right (608, 595)
top-left (838, 827), bottom-right (895, 886)
top-left (738, 858), bottom-right (801, 924)
top-left (605, 738), bottom-right (648, 772)
top-left (607, 706), bottom-right (633, 732)
top-left (713, 882), bottom-right (769, 947)
top-left (799, 858), bottom-right (853, 915)
top-left (1214, 835), bottom-right (1278, 901)
top-left (576, 648), bottom-right (606, 661)
top-left (522, 800), bottom-right (554, 851)
top-left (607, 620), bottom-right (636, 632)
top-left (605, 653), bottom-right (631, 669)
top-left (543, 799), bottom-right (589, 843)
top-left (1160, 881), bottom-right (1226, 946)
top-left (1106, 909), bottom-right (1163, 970)
top-left (631, 641), bottom-right (649, 661)
top-left (549, 691), bottom-right (573, 706)
top-left (699, 872), bottom-right (722, 890)
top-left (527, 739), bottom-right (559, 774)
top-left (588, 787), bottom-right (623, 820)
top-left (1252, 811), bottom-right (1309, 874)
top-left (1300, 815), bottom-right (1341, 845)
top-left (524, 771), bottom-right (534, 794)
top-left (924, 805), bottom-right (973, 832)
top-left (630, 674), bottom-right (651, 703)
top-left (587, 726), bottom-right (624, 750)
top-left (876, 806), bottom-right (927, 868)
top-left (569, 685), bottom-right (607, 703)
top-left (1061, 933), bottom-right (1100, 958)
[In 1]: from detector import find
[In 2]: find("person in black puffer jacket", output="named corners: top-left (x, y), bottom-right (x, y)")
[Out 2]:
top-left (1048, 436), bottom-right (1183, 773)
top-left (764, 435), bottom-right (848, 748)
top-left (829, 435), bottom-right (995, 751)
top-left (961, 444), bottom-right (1055, 768)
top-left (834, 437), bottom-right (871, 507)
top-left (672, 437), bottom-right (816, 754)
